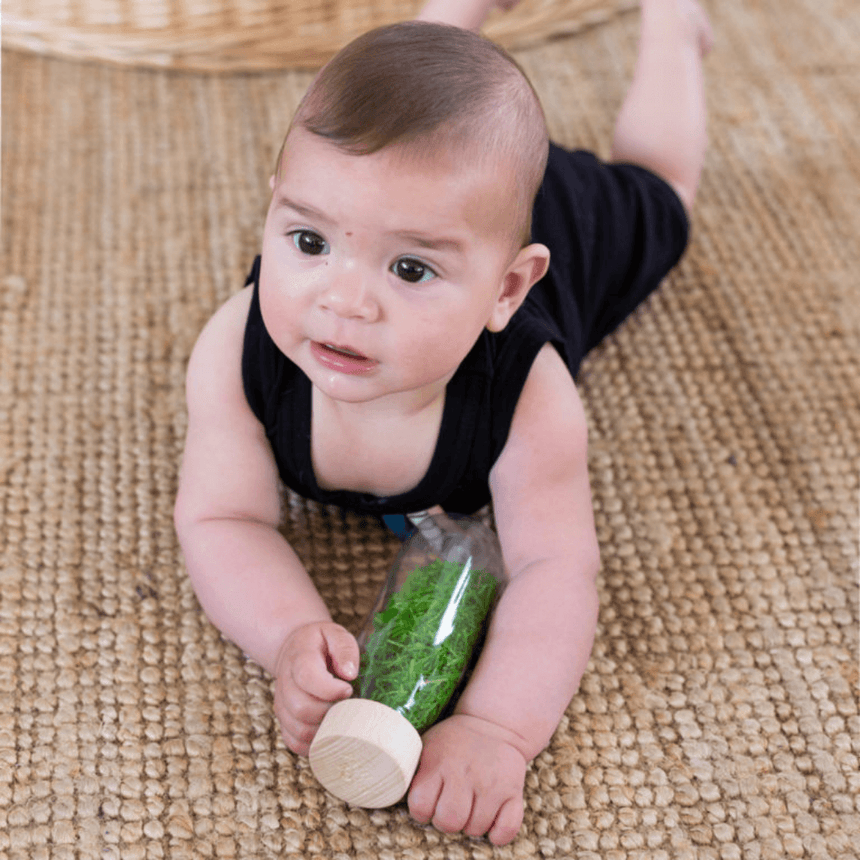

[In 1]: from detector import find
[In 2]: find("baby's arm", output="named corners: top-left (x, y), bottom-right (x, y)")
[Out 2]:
top-left (611, 0), bottom-right (713, 213)
top-left (174, 289), bottom-right (358, 754)
top-left (409, 345), bottom-right (601, 844)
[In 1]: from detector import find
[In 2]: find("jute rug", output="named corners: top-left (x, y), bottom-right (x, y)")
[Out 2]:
top-left (2, 0), bottom-right (858, 857)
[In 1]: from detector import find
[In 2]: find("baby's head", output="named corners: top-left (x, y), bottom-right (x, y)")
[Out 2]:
top-left (276, 21), bottom-right (549, 249)
top-left (261, 23), bottom-right (553, 402)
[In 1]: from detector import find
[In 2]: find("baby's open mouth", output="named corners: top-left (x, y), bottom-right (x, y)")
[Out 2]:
top-left (323, 343), bottom-right (367, 359)
top-left (311, 341), bottom-right (378, 374)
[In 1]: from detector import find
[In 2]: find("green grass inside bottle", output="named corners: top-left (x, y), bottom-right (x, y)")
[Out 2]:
top-left (354, 557), bottom-right (499, 734)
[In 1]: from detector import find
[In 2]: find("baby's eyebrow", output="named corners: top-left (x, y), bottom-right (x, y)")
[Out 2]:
top-left (392, 231), bottom-right (464, 254)
top-left (273, 195), bottom-right (464, 253)
top-left (273, 195), bottom-right (330, 223)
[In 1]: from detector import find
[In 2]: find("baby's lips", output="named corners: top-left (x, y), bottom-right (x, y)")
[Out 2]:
top-left (311, 341), bottom-right (379, 374)
top-left (322, 342), bottom-right (370, 360)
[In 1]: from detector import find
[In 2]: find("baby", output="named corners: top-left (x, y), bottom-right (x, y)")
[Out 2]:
top-left (175, 0), bottom-right (712, 845)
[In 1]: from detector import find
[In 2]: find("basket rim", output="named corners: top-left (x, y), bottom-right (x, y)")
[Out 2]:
top-left (1, 0), bottom-right (637, 71)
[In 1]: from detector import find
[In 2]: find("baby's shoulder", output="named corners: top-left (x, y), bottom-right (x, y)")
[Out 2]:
top-left (498, 344), bottom-right (587, 464)
top-left (208, 284), bottom-right (254, 334)
top-left (185, 285), bottom-right (254, 409)
top-left (191, 286), bottom-right (253, 357)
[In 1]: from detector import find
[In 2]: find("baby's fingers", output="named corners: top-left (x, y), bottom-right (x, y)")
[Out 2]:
top-left (292, 646), bottom-right (354, 703)
top-left (275, 705), bottom-right (320, 756)
top-left (487, 796), bottom-right (524, 847)
top-left (408, 768), bottom-right (443, 825)
top-left (277, 676), bottom-right (332, 726)
top-left (274, 674), bottom-right (341, 756)
top-left (319, 623), bottom-right (360, 685)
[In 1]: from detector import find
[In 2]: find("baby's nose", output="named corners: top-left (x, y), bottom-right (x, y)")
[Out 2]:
top-left (321, 268), bottom-right (380, 320)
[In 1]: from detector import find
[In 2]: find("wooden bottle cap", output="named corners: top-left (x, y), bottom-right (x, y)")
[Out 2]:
top-left (309, 698), bottom-right (423, 808)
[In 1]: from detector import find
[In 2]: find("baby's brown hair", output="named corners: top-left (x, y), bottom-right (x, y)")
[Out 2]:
top-left (276, 21), bottom-right (549, 248)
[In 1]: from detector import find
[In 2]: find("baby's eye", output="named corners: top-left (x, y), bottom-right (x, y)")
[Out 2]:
top-left (291, 230), bottom-right (329, 256)
top-left (392, 257), bottom-right (436, 284)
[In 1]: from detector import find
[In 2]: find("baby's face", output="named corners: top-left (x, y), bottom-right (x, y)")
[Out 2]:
top-left (259, 128), bottom-right (522, 407)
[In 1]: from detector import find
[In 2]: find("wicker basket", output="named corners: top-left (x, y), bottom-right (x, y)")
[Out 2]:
top-left (1, 0), bottom-right (635, 71)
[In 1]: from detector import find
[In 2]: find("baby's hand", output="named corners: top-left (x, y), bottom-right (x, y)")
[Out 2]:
top-left (273, 621), bottom-right (359, 755)
top-left (408, 714), bottom-right (528, 846)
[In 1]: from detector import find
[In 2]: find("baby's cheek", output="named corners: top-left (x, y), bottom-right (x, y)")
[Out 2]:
top-left (399, 331), bottom-right (468, 381)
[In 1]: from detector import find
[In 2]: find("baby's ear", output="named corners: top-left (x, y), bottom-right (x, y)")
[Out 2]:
top-left (487, 243), bottom-right (551, 333)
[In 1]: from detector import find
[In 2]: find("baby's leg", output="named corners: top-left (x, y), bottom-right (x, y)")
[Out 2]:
top-left (610, 0), bottom-right (713, 213)
top-left (677, 0), bottom-right (714, 57)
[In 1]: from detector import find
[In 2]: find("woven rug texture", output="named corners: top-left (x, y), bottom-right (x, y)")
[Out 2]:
top-left (1, 0), bottom-right (859, 858)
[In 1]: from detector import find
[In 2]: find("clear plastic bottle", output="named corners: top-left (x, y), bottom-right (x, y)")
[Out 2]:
top-left (309, 511), bottom-right (506, 808)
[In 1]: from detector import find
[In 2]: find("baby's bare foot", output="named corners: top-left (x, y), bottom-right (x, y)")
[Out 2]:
top-left (676, 0), bottom-right (714, 56)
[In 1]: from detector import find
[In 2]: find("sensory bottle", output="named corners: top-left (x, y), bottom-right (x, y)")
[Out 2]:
top-left (309, 510), bottom-right (506, 807)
